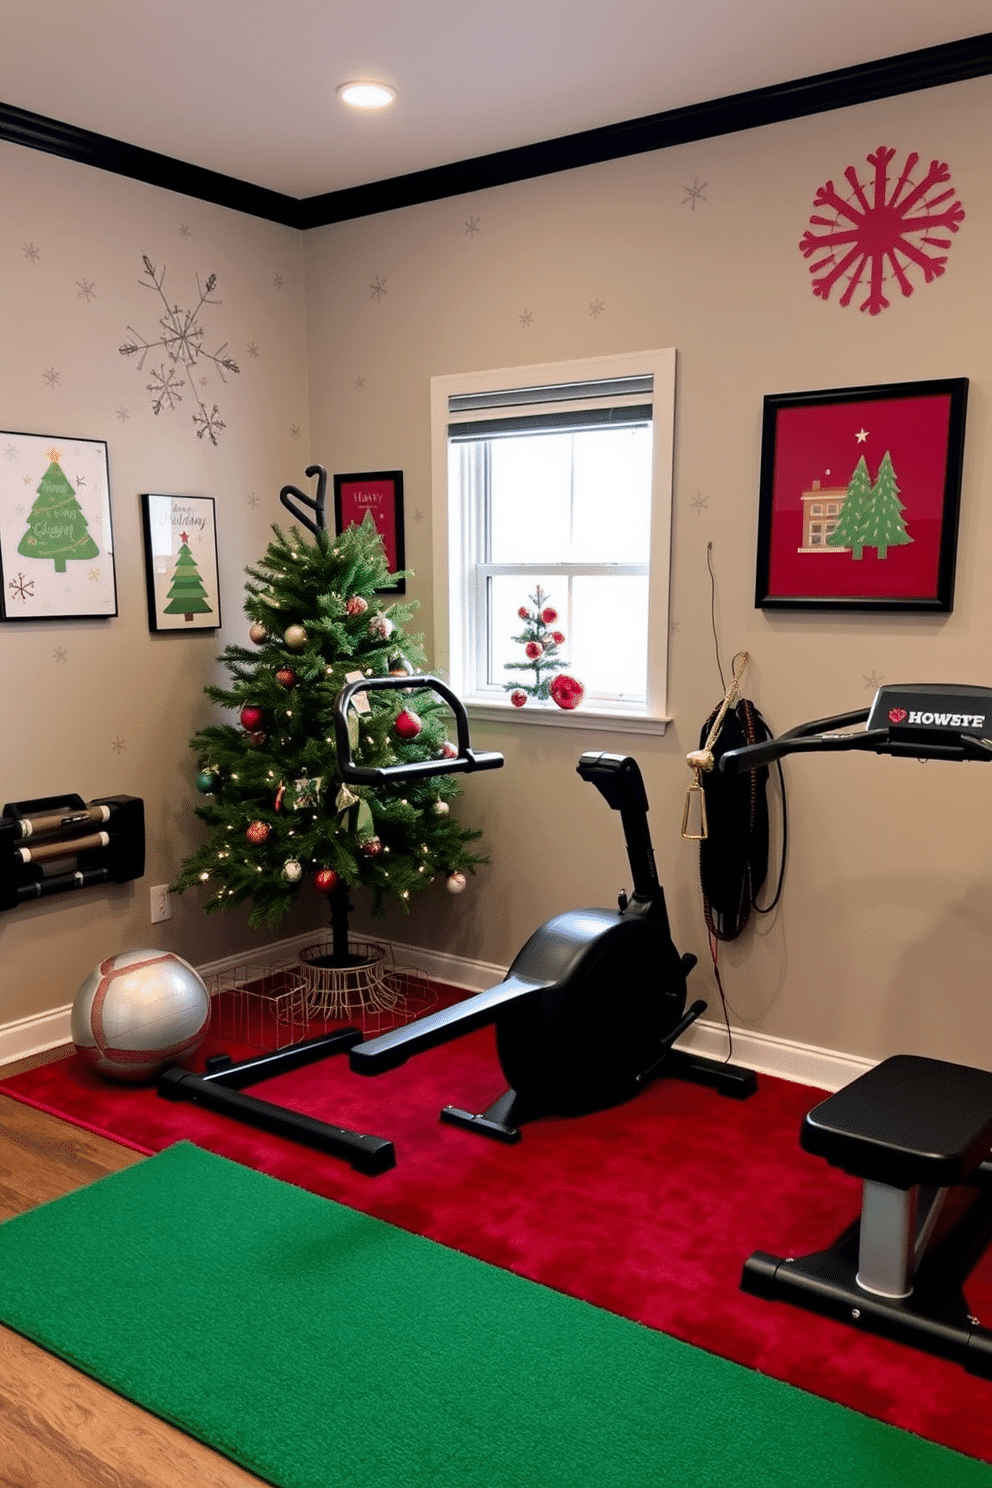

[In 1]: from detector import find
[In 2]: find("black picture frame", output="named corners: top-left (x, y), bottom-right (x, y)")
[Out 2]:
top-left (140, 493), bottom-right (221, 632)
top-left (755, 379), bottom-right (968, 613)
top-left (333, 470), bottom-right (406, 594)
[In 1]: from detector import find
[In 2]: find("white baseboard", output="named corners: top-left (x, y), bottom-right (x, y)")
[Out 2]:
top-left (0, 932), bottom-right (871, 1094)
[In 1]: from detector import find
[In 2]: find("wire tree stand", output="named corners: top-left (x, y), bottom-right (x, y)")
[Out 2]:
top-left (209, 937), bottom-right (437, 1051)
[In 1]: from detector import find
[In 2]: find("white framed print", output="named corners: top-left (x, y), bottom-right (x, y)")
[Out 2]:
top-left (0, 431), bottom-right (117, 620)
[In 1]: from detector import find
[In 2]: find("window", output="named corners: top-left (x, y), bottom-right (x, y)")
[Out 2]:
top-left (430, 350), bottom-right (676, 733)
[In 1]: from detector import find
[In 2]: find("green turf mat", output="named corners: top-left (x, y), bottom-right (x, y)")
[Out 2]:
top-left (0, 1142), bottom-right (988, 1488)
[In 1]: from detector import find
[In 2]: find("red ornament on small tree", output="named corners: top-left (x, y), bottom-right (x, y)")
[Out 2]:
top-left (314, 867), bottom-right (339, 893)
top-left (240, 705), bottom-right (264, 731)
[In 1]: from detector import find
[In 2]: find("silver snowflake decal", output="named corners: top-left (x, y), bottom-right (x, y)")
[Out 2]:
top-left (76, 278), bottom-right (97, 301)
top-left (370, 275), bottom-right (388, 302)
top-left (42, 367), bottom-right (61, 388)
top-left (518, 309), bottom-right (534, 329)
top-left (120, 256), bottom-right (240, 444)
top-left (800, 146), bottom-right (965, 316)
top-left (682, 178), bottom-right (707, 209)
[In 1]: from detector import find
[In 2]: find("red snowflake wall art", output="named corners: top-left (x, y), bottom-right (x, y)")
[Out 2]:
top-left (799, 146), bottom-right (965, 316)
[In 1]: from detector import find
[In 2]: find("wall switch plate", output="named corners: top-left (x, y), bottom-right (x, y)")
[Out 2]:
top-left (150, 884), bottom-right (172, 923)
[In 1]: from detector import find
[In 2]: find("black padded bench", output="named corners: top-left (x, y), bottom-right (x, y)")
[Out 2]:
top-left (741, 1054), bottom-right (992, 1375)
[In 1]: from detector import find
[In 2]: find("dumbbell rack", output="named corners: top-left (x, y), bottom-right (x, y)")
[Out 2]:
top-left (0, 793), bottom-right (144, 911)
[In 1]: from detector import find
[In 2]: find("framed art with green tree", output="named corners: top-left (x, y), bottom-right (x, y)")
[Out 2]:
top-left (0, 431), bottom-right (117, 620)
top-left (754, 379), bottom-right (967, 612)
top-left (141, 493), bottom-right (221, 632)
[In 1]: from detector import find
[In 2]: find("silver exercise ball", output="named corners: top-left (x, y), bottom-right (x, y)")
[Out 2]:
top-left (71, 948), bottom-right (210, 1083)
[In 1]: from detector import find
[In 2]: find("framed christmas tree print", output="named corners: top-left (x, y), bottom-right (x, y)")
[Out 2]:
top-left (0, 431), bottom-right (117, 620)
top-left (141, 493), bottom-right (221, 632)
top-left (754, 379), bottom-right (968, 612)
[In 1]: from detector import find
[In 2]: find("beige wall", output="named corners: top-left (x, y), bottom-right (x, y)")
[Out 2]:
top-left (304, 74), bottom-right (992, 1069)
top-left (3, 70), bottom-right (992, 1072)
top-left (0, 139), bottom-right (320, 1027)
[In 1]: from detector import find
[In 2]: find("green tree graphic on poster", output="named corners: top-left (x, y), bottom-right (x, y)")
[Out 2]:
top-left (163, 532), bottom-right (213, 622)
top-left (827, 454), bottom-right (873, 560)
top-left (17, 452), bottom-right (100, 573)
top-left (858, 450), bottom-right (912, 559)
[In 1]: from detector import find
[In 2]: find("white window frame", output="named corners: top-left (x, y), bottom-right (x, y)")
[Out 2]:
top-left (431, 348), bottom-right (676, 735)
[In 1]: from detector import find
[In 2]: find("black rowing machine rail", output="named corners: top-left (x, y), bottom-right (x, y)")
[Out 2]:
top-left (157, 675), bottom-right (504, 1174)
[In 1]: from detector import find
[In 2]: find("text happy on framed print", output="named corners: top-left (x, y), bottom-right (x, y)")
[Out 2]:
top-left (0, 431), bottom-right (117, 620)
top-left (755, 379), bottom-right (968, 612)
top-left (141, 493), bottom-right (221, 632)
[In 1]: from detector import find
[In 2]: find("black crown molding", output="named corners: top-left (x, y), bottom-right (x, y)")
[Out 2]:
top-left (3, 32), bottom-right (991, 230)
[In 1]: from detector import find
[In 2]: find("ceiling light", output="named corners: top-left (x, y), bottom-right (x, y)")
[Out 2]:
top-left (337, 81), bottom-right (397, 112)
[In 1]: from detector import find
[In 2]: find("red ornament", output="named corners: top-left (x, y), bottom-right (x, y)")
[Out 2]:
top-left (240, 705), bottom-right (264, 731)
top-left (246, 730), bottom-right (268, 747)
top-left (438, 740), bottom-right (458, 759)
top-left (517, 606), bottom-right (530, 620)
top-left (550, 674), bottom-right (584, 710)
top-left (346, 595), bottom-right (369, 617)
top-left (551, 630), bottom-right (565, 645)
top-left (276, 668), bottom-right (296, 689)
top-left (314, 868), bottom-right (339, 893)
top-left (360, 836), bottom-right (383, 858)
top-left (395, 708), bottom-right (422, 740)
top-left (246, 820), bottom-right (271, 845)
top-left (541, 606), bottom-right (558, 623)
top-left (510, 690), bottom-right (527, 707)
top-left (525, 641), bottom-right (543, 660)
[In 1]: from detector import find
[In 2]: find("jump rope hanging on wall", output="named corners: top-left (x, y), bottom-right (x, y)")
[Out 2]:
top-left (681, 549), bottom-right (788, 1036)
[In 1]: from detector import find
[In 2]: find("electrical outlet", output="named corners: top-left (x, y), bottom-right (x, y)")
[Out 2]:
top-left (150, 884), bottom-right (172, 923)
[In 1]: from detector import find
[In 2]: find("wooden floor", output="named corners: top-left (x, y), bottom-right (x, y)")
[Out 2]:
top-left (0, 1066), bottom-right (268, 1487)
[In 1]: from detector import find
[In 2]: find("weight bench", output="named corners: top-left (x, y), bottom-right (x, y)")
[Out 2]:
top-left (741, 1054), bottom-right (992, 1375)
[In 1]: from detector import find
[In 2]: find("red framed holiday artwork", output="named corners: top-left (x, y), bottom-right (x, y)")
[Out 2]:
top-left (754, 379), bottom-right (968, 612)
top-left (333, 470), bottom-right (405, 594)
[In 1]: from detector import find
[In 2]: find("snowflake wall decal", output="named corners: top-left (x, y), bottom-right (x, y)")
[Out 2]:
top-left (120, 256), bottom-right (239, 444)
top-left (799, 146), bottom-right (965, 316)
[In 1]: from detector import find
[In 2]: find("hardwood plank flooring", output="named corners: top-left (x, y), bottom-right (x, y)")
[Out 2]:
top-left (0, 1084), bottom-right (268, 1488)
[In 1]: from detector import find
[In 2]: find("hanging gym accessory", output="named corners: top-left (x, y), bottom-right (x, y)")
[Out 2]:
top-left (683, 651), bottom-right (783, 942)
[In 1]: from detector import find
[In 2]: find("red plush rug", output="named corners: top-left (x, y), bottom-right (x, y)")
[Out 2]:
top-left (5, 996), bottom-right (992, 1464)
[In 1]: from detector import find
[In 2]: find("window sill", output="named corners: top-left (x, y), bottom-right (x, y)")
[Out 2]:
top-left (464, 700), bottom-right (671, 736)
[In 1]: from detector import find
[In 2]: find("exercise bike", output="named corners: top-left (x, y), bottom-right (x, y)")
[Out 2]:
top-left (721, 682), bottom-right (992, 1375)
top-left (341, 676), bottom-right (758, 1139)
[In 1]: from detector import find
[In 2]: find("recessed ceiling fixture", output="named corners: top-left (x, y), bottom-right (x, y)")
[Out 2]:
top-left (337, 80), bottom-right (397, 112)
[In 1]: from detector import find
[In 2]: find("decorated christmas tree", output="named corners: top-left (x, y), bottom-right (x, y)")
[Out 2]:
top-left (164, 534), bottom-right (214, 621)
top-left (17, 453), bottom-right (100, 572)
top-left (827, 454), bottom-right (873, 560)
top-left (505, 586), bottom-right (584, 710)
top-left (858, 451), bottom-right (912, 559)
top-left (170, 506), bottom-right (486, 954)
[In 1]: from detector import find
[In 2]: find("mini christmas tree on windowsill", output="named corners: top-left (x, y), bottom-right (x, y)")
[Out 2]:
top-left (505, 586), bottom-right (584, 710)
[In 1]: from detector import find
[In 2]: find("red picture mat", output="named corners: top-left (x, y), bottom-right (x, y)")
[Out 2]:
top-left (4, 998), bottom-right (992, 1465)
